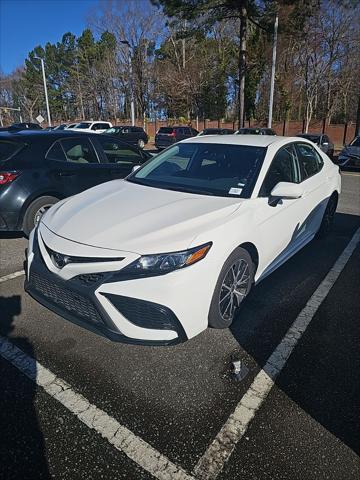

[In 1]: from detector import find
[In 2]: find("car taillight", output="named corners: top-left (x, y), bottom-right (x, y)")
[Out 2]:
top-left (170, 131), bottom-right (176, 137)
top-left (0, 171), bottom-right (20, 185)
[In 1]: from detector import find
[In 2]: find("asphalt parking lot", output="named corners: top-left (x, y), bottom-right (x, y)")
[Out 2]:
top-left (0, 172), bottom-right (359, 480)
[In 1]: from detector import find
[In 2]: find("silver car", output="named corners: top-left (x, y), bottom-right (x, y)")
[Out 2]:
top-left (296, 133), bottom-right (334, 159)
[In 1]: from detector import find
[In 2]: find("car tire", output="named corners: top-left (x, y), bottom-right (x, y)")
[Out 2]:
top-left (316, 193), bottom-right (338, 238)
top-left (138, 139), bottom-right (145, 149)
top-left (208, 247), bottom-right (255, 329)
top-left (23, 196), bottom-right (59, 237)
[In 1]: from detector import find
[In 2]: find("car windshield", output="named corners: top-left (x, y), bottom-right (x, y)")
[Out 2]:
top-left (75, 122), bottom-right (91, 129)
top-left (128, 143), bottom-right (266, 198)
top-left (350, 137), bottom-right (360, 147)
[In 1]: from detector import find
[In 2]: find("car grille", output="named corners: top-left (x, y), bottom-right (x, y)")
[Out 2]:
top-left (30, 271), bottom-right (103, 325)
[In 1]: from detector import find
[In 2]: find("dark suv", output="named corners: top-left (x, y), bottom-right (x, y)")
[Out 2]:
top-left (103, 126), bottom-right (148, 149)
top-left (0, 122), bottom-right (43, 132)
top-left (155, 126), bottom-right (198, 150)
top-left (0, 130), bottom-right (150, 235)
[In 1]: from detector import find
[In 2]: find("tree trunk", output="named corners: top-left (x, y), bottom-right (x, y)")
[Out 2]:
top-left (238, 2), bottom-right (247, 129)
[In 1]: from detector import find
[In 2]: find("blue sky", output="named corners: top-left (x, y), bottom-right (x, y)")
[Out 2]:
top-left (0, 0), bottom-right (100, 74)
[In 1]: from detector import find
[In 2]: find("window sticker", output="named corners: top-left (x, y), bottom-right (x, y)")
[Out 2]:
top-left (229, 187), bottom-right (242, 195)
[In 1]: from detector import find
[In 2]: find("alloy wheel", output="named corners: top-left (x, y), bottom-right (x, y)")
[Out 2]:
top-left (219, 259), bottom-right (250, 321)
top-left (34, 204), bottom-right (53, 226)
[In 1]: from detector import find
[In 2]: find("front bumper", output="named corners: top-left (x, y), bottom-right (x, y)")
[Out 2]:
top-left (25, 228), bottom-right (203, 346)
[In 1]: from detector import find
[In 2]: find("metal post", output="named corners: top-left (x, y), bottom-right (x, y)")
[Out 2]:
top-left (355, 92), bottom-right (360, 137)
top-left (268, 13), bottom-right (278, 129)
top-left (39, 58), bottom-right (51, 127)
top-left (343, 122), bottom-right (348, 146)
top-left (128, 48), bottom-right (135, 126)
top-left (322, 118), bottom-right (326, 134)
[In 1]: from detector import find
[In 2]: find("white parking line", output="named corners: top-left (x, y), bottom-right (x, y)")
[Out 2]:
top-left (0, 335), bottom-right (194, 480)
top-left (0, 270), bottom-right (25, 284)
top-left (194, 226), bottom-right (360, 480)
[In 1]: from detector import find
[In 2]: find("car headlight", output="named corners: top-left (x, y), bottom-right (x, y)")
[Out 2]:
top-left (117, 242), bottom-right (212, 279)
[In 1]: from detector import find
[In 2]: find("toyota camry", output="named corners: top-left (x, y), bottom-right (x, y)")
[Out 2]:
top-left (25, 135), bottom-right (341, 345)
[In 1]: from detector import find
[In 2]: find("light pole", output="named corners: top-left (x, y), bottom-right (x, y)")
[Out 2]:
top-left (268, 13), bottom-right (278, 129)
top-left (34, 56), bottom-right (52, 127)
top-left (120, 40), bottom-right (135, 126)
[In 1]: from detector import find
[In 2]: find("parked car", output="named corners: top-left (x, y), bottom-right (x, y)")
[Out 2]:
top-left (155, 126), bottom-right (198, 149)
top-left (25, 135), bottom-right (340, 345)
top-left (0, 130), bottom-right (150, 235)
top-left (296, 133), bottom-right (334, 158)
top-left (337, 136), bottom-right (360, 168)
top-left (197, 128), bottom-right (235, 136)
top-left (103, 126), bottom-right (149, 149)
top-left (53, 123), bottom-right (71, 130)
top-left (235, 127), bottom-right (276, 135)
top-left (74, 121), bottom-right (112, 133)
top-left (0, 122), bottom-right (43, 132)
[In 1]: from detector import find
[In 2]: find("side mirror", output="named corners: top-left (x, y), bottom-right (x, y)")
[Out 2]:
top-left (132, 164), bottom-right (141, 173)
top-left (269, 182), bottom-right (303, 206)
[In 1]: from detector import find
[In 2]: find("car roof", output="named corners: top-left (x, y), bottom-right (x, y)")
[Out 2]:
top-left (182, 134), bottom-right (297, 147)
top-left (0, 130), bottom-right (101, 140)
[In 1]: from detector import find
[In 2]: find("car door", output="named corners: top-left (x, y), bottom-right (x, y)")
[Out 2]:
top-left (295, 142), bottom-right (328, 237)
top-left (320, 135), bottom-right (332, 155)
top-left (46, 137), bottom-right (110, 197)
top-left (127, 127), bottom-right (139, 145)
top-left (94, 136), bottom-right (145, 179)
top-left (254, 143), bottom-right (305, 279)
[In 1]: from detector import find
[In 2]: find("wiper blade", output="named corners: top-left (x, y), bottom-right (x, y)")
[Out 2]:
top-left (162, 185), bottom-right (216, 195)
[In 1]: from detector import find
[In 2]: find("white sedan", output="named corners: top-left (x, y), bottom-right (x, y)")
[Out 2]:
top-left (73, 121), bottom-right (112, 133)
top-left (25, 135), bottom-right (341, 345)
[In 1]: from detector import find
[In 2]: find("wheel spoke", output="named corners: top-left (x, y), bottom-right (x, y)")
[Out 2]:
top-left (220, 290), bottom-right (231, 303)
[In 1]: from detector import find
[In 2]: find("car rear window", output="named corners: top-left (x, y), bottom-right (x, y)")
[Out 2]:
top-left (75, 122), bottom-right (91, 129)
top-left (0, 140), bottom-right (24, 161)
top-left (158, 127), bottom-right (174, 134)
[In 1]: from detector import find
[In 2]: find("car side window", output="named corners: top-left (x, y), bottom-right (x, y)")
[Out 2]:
top-left (60, 138), bottom-right (98, 164)
top-left (296, 143), bottom-right (323, 181)
top-left (96, 137), bottom-right (143, 165)
top-left (259, 145), bottom-right (299, 197)
top-left (46, 141), bottom-right (66, 162)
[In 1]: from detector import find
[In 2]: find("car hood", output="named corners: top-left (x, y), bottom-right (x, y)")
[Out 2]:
top-left (340, 145), bottom-right (360, 157)
top-left (42, 180), bottom-right (244, 253)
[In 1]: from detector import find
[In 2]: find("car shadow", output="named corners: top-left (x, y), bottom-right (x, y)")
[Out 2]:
top-left (0, 295), bottom-right (50, 479)
top-left (229, 211), bottom-right (360, 455)
top-left (0, 231), bottom-right (25, 239)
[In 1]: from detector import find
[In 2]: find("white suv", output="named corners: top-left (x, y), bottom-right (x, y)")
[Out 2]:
top-left (74, 121), bottom-right (112, 134)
